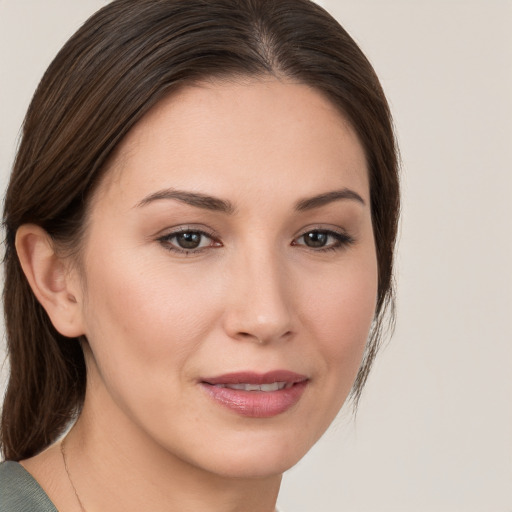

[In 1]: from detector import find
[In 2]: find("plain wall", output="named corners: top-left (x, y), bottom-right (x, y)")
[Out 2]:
top-left (1, 1), bottom-right (511, 511)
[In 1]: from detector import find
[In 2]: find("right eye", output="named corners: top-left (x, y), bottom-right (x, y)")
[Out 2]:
top-left (158, 229), bottom-right (221, 254)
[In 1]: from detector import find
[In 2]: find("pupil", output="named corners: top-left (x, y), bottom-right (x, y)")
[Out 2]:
top-left (177, 232), bottom-right (201, 249)
top-left (305, 231), bottom-right (327, 247)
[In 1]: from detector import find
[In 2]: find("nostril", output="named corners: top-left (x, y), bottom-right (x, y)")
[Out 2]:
top-left (235, 330), bottom-right (293, 344)
top-left (235, 331), bottom-right (265, 344)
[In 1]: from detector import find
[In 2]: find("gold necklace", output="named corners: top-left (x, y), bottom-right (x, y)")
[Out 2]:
top-left (61, 440), bottom-right (87, 512)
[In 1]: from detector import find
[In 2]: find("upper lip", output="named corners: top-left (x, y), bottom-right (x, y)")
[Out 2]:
top-left (201, 370), bottom-right (308, 386)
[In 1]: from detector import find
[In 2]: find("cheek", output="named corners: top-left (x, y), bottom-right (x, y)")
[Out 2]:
top-left (79, 252), bottom-right (223, 386)
top-left (303, 252), bottom-right (378, 385)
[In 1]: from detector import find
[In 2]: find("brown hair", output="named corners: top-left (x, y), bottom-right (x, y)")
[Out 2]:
top-left (1, 0), bottom-right (399, 461)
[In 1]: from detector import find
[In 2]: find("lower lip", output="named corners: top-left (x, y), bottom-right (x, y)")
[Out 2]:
top-left (201, 381), bottom-right (308, 418)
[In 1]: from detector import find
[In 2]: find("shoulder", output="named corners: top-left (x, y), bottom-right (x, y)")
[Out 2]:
top-left (0, 461), bottom-right (58, 512)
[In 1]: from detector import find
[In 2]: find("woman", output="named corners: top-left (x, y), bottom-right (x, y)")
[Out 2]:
top-left (0, 0), bottom-right (399, 510)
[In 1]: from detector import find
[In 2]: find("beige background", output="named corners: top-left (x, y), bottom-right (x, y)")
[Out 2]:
top-left (1, 1), bottom-right (511, 511)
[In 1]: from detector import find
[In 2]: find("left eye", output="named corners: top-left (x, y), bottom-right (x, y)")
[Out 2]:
top-left (160, 230), bottom-right (218, 252)
top-left (293, 230), bottom-right (352, 249)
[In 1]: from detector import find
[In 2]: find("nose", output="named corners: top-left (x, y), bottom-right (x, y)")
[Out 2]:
top-left (222, 248), bottom-right (294, 345)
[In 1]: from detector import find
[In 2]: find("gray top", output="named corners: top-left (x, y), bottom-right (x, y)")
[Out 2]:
top-left (0, 461), bottom-right (57, 512)
top-left (0, 460), bottom-right (286, 511)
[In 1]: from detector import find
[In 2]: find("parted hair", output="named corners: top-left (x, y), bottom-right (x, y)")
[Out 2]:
top-left (1, 0), bottom-right (399, 461)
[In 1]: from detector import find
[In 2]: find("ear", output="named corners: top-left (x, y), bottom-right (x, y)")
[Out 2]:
top-left (15, 224), bottom-right (86, 338)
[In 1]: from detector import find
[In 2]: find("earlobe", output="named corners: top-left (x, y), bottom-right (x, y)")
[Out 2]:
top-left (15, 224), bottom-right (85, 338)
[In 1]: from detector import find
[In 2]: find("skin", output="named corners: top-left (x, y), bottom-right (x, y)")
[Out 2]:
top-left (18, 78), bottom-right (378, 512)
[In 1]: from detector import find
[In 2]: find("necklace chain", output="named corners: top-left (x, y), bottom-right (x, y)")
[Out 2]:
top-left (61, 440), bottom-right (87, 512)
top-left (60, 439), bottom-right (280, 512)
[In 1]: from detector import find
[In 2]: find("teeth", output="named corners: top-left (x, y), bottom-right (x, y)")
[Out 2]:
top-left (260, 382), bottom-right (282, 392)
top-left (214, 382), bottom-right (288, 392)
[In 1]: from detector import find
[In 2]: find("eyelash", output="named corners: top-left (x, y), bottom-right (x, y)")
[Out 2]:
top-left (157, 227), bottom-right (355, 255)
top-left (292, 229), bottom-right (355, 252)
top-left (157, 227), bottom-right (221, 255)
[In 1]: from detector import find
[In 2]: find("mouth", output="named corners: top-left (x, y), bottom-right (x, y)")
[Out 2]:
top-left (211, 381), bottom-right (292, 392)
top-left (200, 371), bottom-right (309, 418)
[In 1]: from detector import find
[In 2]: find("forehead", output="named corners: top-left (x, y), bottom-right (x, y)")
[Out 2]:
top-left (94, 78), bottom-right (369, 211)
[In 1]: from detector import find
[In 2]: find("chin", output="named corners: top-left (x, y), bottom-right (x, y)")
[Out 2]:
top-left (201, 446), bottom-right (307, 480)
top-left (187, 424), bottom-right (322, 480)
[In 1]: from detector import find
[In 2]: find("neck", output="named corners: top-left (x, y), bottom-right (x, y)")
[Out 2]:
top-left (65, 386), bottom-right (281, 512)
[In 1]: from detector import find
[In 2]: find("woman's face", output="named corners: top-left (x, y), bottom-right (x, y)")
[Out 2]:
top-left (75, 78), bottom-right (377, 477)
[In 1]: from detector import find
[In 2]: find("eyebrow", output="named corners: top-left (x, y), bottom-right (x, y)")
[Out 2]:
top-left (135, 187), bottom-right (365, 214)
top-left (295, 188), bottom-right (366, 211)
top-left (135, 188), bottom-right (235, 214)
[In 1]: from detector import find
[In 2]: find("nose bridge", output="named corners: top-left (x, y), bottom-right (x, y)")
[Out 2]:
top-left (224, 240), bottom-right (293, 343)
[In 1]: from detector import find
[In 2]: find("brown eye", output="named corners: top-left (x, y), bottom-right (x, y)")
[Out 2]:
top-left (159, 229), bottom-right (220, 253)
top-left (293, 229), bottom-right (354, 251)
top-left (302, 231), bottom-right (329, 248)
top-left (175, 232), bottom-right (203, 249)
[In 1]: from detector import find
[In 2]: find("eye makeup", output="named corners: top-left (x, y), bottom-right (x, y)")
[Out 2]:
top-left (292, 228), bottom-right (355, 252)
top-left (156, 223), bottom-right (355, 257)
top-left (157, 226), bottom-right (222, 255)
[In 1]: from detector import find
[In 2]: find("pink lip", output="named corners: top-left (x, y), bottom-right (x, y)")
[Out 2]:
top-left (200, 370), bottom-right (308, 418)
